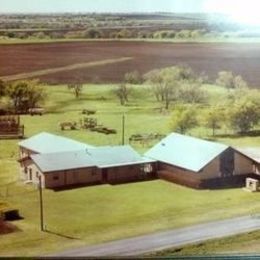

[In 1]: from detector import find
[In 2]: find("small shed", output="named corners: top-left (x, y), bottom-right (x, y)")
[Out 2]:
top-left (245, 178), bottom-right (259, 192)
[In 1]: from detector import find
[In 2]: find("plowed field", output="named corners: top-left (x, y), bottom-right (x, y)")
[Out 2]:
top-left (0, 41), bottom-right (260, 87)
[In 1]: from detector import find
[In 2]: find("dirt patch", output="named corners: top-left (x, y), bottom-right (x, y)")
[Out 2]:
top-left (0, 220), bottom-right (18, 235)
top-left (1, 41), bottom-right (260, 87)
top-left (0, 57), bottom-right (133, 81)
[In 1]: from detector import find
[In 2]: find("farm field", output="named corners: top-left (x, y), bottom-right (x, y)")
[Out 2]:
top-left (1, 41), bottom-right (260, 87)
top-left (0, 84), bottom-right (260, 256)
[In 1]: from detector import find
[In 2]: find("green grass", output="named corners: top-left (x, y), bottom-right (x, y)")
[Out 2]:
top-left (0, 84), bottom-right (259, 256)
top-left (148, 230), bottom-right (260, 256)
top-left (2, 37), bottom-right (260, 45)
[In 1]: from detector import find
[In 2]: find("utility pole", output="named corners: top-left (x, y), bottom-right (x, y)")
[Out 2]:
top-left (122, 114), bottom-right (125, 145)
top-left (38, 175), bottom-right (44, 232)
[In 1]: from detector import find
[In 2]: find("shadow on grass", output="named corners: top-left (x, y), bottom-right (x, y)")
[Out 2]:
top-left (44, 228), bottom-right (80, 240)
top-left (52, 178), bottom-right (158, 191)
top-left (203, 173), bottom-right (260, 190)
top-left (52, 181), bottom-right (103, 192)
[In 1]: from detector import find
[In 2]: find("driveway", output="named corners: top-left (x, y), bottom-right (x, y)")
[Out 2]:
top-left (52, 215), bottom-right (260, 257)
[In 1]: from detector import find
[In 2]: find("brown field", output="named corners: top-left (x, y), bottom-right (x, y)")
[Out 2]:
top-left (1, 41), bottom-right (260, 87)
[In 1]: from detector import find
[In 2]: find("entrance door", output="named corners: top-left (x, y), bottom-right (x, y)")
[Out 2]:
top-left (29, 168), bottom-right (32, 181)
top-left (102, 169), bottom-right (108, 183)
top-left (220, 148), bottom-right (235, 177)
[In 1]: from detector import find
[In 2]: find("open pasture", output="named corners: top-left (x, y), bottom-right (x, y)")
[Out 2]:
top-left (0, 84), bottom-right (259, 256)
top-left (1, 41), bottom-right (260, 87)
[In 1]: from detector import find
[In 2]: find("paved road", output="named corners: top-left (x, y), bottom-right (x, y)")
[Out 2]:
top-left (52, 216), bottom-right (260, 257)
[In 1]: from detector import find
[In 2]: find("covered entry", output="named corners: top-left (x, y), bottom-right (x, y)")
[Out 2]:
top-left (220, 148), bottom-right (234, 177)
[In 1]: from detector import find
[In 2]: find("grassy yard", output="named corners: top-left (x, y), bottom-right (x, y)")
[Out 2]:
top-left (0, 84), bottom-right (259, 256)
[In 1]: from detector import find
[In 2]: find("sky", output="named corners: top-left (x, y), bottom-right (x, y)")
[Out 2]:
top-left (1, 0), bottom-right (260, 26)
top-left (0, 0), bottom-right (212, 13)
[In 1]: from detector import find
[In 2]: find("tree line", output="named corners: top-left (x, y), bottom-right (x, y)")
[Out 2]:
top-left (0, 28), bottom-right (234, 41)
top-left (0, 66), bottom-right (259, 136)
top-left (112, 66), bottom-right (260, 135)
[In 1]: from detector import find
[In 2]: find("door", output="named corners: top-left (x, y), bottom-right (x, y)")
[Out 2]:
top-left (220, 148), bottom-right (235, 177)
top-left (29, 168), bottom-right (32, 181)
top-left (102, 169), bottom-right (108, 183)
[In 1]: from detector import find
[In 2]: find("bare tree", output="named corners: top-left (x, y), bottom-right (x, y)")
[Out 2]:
top-left (113, 84), bottom-right (131, 105)
top-left (68, 84), bottom-right (83, 99)
top-left (144, 66), bottom-right (197, 109)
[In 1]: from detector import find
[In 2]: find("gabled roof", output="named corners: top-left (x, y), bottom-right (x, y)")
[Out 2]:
top-left (31, 150), bottom-right (95, 172)
top-left (235, 147), bottom-right (260, 164)
top-left (19, 132), bottom-right (94, 154)
top-left (86, 145), bottom-right (146, 168)
top-left (31, 145), bottom-right (150, 173)
top-left (145, 132), bottom-right (229, 172)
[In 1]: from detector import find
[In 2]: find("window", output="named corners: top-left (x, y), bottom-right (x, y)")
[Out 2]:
top-left (36, 172), bottom-right (39, 178)
top-left (24, 167), bottom-right (28, 174)
top-left (53, 175), bottom-right (59, 180)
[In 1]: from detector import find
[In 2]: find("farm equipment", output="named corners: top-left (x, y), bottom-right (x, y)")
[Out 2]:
top-left (129, 133), bottom-right (165, 143)
top-left (28, 107), bottom-right (45, 116)
top-left (60, 121), bottom-right (77, 130)
top-left (79, 117), bottom-right (116, 135)
top-left (0, 115), bottom-right (24, 139)
top-left (90, 126), bottom-right (117, 135)
top-left (80, 117), bottom-right (97, 129)
top-left (82, 109), bottom-right (96, 115)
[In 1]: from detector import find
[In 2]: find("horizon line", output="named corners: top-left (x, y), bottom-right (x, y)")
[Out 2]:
top-left (0, 11), bottom-right (225, 15)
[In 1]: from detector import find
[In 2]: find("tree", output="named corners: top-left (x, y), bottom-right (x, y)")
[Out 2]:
top-left (116, 29), bottom-right (132, 39)
top-left (7, 79), bottom-right (46, 113)
top-left (169, 105), bottom-right (198, 134)
top-left (84, 29), bottom-right (102, 39)
top-left (68, 84), bottom-right (83, 99)
top-left (228, 96), bottom-right (260, 133)
top-left (144, 66), bottom-right (197, 109)
top-left (178, 80), bottom-right (206, 104)
top-left (216, 71), bottom-right (234, 89)
top-left (233, 75), bottom-right (248, 89)
top-left (124, 70), bottom-right (142, 84)
top-left (113, 84), bottom-right (131, 105)
top-left (216, 71), bottom-right (248, 89)
top-left (203, 106), bottom-right (225, 136)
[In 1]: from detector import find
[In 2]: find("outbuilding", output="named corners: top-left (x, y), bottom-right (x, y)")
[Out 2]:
top-left (145, 133), bottom-right (257, 189)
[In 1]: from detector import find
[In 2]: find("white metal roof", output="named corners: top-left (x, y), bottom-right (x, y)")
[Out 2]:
top-left (145, 132), bottom-right (229, 172)
top-left (31, 145), bottom-right (151, 173)
top-left (31, 150), bottom-right (96, 172)
top-left (235, 147), bottom-right (260, 164)
top-left (86, 145), bottom-right (145, 168)
top-left (19, 132), bottom-right (94, 154)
